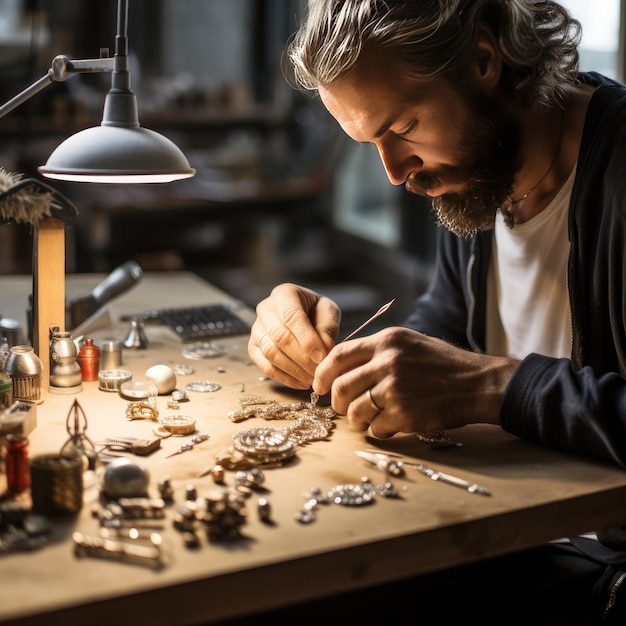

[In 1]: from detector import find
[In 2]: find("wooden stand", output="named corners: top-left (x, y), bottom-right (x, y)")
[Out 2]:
top-left (32, 217), bottom-right (66, 396)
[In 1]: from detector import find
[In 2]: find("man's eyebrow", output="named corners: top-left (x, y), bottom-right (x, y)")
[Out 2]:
top-left (373, 118), bottom-right (394, 139)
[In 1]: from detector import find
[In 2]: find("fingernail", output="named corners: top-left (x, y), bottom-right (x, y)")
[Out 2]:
top-left (311, 349), bottom-right (324, 364)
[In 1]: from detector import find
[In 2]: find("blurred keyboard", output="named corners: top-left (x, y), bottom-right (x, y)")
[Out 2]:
top-left (142, 304), bottom-right (250, 340)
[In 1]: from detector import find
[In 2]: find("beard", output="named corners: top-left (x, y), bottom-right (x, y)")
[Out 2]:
top-left (405, 92), bottom-right (520, 237)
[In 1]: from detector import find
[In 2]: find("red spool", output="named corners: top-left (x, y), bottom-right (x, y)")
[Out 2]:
top-left (77, 338), bottom-right (101, 382)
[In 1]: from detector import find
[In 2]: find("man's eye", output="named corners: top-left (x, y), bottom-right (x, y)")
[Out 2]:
top-left (397, 121), bottom-right (417, 138)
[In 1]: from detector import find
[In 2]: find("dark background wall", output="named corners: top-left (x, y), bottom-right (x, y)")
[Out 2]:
top-left (0, 0), bottom-right (439, 330)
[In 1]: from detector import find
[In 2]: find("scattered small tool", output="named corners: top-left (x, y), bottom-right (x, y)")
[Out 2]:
top-left (356, 450), bottom-right (491, 496)
top-left (165, 434), bottom-right (210, 458)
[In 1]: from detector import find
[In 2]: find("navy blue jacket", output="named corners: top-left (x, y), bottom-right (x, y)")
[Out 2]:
top-left (404, 73), bottom-right (626, 469)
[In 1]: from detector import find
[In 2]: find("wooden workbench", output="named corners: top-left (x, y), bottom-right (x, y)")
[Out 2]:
top-left (0, 271), bottom-right (625, 625)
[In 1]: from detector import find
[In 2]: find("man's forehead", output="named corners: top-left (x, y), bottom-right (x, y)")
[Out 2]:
top-left (318, 61), bottom-right (436, 141)
top-left (318, 79), bottom-right (394, 141)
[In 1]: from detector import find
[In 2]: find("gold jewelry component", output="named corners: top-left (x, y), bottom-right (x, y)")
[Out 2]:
top-left (214, 447), bottom-right (261, 471)
top-left (152, 426), bottom-right (173, 438)
top-left (157, 414), bottom-right (196, 436)
top-left (239, 395), bottom-right (277, 407)
top-left (125, 402), bottom-right (159, 421)
top-left (285, 415), bottom-right (335, 445)
top-left (228, 395), bottom-right (336, 423)
top-left (210, 464), bottom-right (225, 483)
top-left (218, 394), bottom-right (338, 470)
top-left (366, 388), bottom-right (383, 412)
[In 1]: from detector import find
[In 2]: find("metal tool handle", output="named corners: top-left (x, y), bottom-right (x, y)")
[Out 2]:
top-left (69, 260), bottom-right (143, 327)
top-left (91, 260), bottom-right (143, 305)
top-left (72, 531), bottom-right (163, 568)
top-left (416, 464), bottom-right (491, 496)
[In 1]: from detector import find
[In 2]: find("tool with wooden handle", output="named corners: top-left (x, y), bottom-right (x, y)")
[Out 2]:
top-left (0, 169), bottom-right (78, 393)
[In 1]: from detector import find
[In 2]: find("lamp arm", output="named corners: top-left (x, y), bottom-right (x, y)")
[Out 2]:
top-left (0, 55), bottom-right (116, 120)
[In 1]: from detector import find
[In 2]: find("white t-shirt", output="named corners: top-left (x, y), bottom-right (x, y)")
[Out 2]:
top-left (486, 167), bottom-right (577, 360)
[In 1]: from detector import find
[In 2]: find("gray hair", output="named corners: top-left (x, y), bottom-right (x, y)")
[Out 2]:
top-left (287, 0), bottom-right (582, 108)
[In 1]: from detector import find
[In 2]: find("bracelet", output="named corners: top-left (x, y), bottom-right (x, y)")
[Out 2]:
top-left (98, 369), bottom-right (132, 392)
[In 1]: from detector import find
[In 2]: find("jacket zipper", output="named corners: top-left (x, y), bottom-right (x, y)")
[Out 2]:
top-left (604, 570), bottom-right (626, 620)
top-left (465, 251), bottom-right (481, 352)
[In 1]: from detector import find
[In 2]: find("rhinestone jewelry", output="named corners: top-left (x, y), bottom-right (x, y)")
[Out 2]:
top-left (232, 428), bottom-right (297, 464)
top-left (185, 381), bottom-right (222, 393)
top-left (239, 395), bottom-right (277, 407)
top-left (228, 394), bottom-right (336, 424)
top-left (182, 342), bottom-right (227, 360)
top-left (327, 484), bottom-right (375, 506)
top-left (415, 431), bottom-right (463, 448)
top-left (296, 478), bottom-right (400, 523)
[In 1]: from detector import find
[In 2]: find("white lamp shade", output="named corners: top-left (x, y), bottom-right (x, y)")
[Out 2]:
top-left (38, 125), bottom-right (196, 183)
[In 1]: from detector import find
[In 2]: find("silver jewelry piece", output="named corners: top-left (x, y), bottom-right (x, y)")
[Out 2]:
top-left (236, 467), bottom-right (265, 489)
top-left (327, 484), bottom-right (374, 506)
top-left (257, 498), bottom-right (271, 522)
top-left (172, 389), bottom-right (189, 402)
top-left (182, 342), bottom-right (226, 360)
top-left (415, 431), bottom-right (463, 448)
top-left (185, 381), bottom-right (221, 393)
top-left (232, 427), bottom-right (297, 463)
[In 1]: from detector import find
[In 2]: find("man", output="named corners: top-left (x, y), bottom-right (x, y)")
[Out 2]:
top-left (245, 1), bottom-right (626, 623)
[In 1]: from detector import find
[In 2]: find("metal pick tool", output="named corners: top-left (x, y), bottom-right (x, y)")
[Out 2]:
top-left (355, 450), bottom-right (405, 477)
top-left (308, 299), bottom-right (395, 403)
top-left (356, 450), bottom-right (491, 496)
top-left (165, 434), bottom-right (210, 458)
top-left (342, 299), bottom-right (395, 342)
top-left (413, 461), bottom-right (491, 496)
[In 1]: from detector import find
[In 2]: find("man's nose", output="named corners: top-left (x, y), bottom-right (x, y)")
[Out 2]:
top-left (376, 141), bottom-right (422, 185)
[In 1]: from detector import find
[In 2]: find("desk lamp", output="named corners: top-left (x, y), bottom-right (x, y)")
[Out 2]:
top-left (0, 0), bottom-right (196, 393)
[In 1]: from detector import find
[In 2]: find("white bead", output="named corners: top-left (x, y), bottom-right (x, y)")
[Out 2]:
top-left (145, 364), bottom-right (177, 395)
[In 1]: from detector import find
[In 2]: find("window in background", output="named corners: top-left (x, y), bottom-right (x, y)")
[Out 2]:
top-left (560, 0), bottom-right (622, 80)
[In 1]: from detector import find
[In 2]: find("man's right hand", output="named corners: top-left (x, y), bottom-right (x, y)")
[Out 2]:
top-left (247, 283), bottom-right (341, 389)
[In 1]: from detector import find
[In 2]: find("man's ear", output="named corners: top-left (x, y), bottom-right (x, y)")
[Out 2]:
top-left (471, 23), bottom-right (502, 90)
